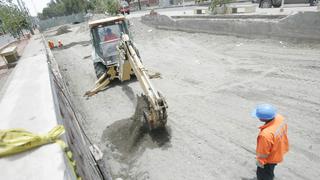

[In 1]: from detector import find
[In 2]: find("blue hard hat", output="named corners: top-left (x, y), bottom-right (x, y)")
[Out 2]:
top-left (252, 104), bottom-right (276, 121)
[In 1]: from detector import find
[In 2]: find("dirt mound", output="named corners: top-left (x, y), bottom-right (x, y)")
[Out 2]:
top-left (101, 95), bottom-right (171, 178)
top-left (102, 95), bottom-right (150, 154)
top-left (76, 24), bottom-right (89, 33)
top-left (56, 25), bottom-right (71, 35)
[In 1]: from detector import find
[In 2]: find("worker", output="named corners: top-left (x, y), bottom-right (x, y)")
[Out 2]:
top-left (48, 40), bottom-right (54, 49)
top-left (58, 40), bottom-right (63, 48)
top-left (104, 28), bottom-right (118, 42)
top-left (252, 104), bottom-right (289, 180)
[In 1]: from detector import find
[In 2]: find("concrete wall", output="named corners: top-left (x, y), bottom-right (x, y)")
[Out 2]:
top-left (141, 12), bottom-right (320, 42)
top-left (45, 36), bottom-right (112, 180)
top-left (0, 34), bottom-right (15, 48)
top-left (39, 14), bottom-right (86, 31)
top-left (0, 34), bottom-right (17, 69)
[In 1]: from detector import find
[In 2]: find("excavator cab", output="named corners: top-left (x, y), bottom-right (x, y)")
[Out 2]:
top-left (89, 16), bottom-right (130, 78)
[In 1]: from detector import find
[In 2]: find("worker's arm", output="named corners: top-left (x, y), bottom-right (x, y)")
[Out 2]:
top-left (256, 135), bottom-right (272, 167)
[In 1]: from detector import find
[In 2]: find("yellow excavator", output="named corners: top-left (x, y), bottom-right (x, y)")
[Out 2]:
top-left (85, 16), bottom-right (168, 130)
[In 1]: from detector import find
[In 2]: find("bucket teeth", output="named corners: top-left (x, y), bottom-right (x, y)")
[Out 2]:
top-left (141, 95), bottom-right (167, 130)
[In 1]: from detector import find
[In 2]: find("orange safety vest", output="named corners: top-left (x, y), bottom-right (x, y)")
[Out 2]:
top-left (256, 114), bottom-right (289, 165)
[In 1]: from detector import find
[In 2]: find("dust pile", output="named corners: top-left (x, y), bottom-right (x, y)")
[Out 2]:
top-left (76, 23), bottom-right (89, 33)
top-left (101, 95), bottom-right (171, 179)
top-left (56, 25), bottom-right (71, 35)
top-left (102, 95), bottom-right (150, 155)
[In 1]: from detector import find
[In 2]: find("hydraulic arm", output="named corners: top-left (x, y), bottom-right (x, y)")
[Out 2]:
top-left (119, 34), bottom-right (168, 129)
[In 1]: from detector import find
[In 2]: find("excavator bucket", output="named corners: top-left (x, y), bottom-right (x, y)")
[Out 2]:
top-left (133, 94), bottom-right (167, 131)
top-left (141, 94), bottom-right (168, 130)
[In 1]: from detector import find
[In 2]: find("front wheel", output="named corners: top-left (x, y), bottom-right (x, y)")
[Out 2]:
top-left (94, 62), bottom-right (106, 79)
top-left (260, 0), bottom-right (272, 8)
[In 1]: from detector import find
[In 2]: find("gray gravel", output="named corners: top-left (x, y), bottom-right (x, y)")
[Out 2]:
top-left (46, 18), bottom-right (320, 180)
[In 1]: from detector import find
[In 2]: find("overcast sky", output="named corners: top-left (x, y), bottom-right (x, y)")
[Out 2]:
top-left (20, 0), bottom-right (51, 16)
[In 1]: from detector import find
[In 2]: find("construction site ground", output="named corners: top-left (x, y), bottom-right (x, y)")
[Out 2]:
top-left (44, 18), bottom-right (320, 180)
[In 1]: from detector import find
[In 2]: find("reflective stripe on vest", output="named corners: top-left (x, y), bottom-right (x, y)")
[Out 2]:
top-left (275, 120), bottom-right (287, 138)
top-left (257, 153), bottom-right (269, 158)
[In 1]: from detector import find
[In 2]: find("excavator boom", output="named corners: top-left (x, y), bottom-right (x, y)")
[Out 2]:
top-left (120, 34), bottom-right (168, 129)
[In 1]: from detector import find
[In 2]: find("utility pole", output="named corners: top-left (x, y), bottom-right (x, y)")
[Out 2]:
top-left (138, 0), bottom-right (141, 10)
top-left (17, 0), bottom-right (23, 11)
top-left (17, 0), bottom-right (34, 35)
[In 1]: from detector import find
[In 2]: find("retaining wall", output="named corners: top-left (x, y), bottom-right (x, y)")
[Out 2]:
top-left (141, 12), bottom-right (320, 42)
top-left (39, 14), bottom-right (86, 31)
top-left (0, 34), bottom-right (111, 180)
top-left (0, 34), bottom-right (15, 48)
top-left (0, 34), bottom-right (16, 69)
top-left (45, 36), bottom-right (112, 180)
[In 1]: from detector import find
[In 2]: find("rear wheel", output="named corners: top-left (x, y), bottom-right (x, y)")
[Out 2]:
top-left (94, 62), bottom-right (106, 79)
top-left (273, 0), bottom-right (282, 7)
top-left (260, 0), bottom-right (272, 8)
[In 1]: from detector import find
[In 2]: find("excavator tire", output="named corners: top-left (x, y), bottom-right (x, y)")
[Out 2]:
top-left (94, 62), bottom-right (106, 79)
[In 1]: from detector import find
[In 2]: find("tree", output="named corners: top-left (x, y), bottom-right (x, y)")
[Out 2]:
top-left (0, 1), bottom-right (30, 37)
top-left (105, 0), bottom-right (119, 15)
top-left (88, 0), bottom-right (119, 14)
top-left (38, 0), bottom-right (89, 20)
top-left (90, 0), bottom-right (107, 13)
top-left (209, 0), bottom-right (233, 14)
top-left (37, 0), bottom-right (122, 20)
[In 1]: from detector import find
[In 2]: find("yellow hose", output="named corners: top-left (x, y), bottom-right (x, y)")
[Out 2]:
top-left (0, 125), bottom-right (81, 180)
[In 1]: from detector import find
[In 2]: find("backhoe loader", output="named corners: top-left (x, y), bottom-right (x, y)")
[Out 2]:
top-left (85, 16), bottom-right (168, 130)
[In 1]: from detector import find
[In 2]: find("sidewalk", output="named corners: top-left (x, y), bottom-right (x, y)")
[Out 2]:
top-left (0, 34), bottom-right (75, 180)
